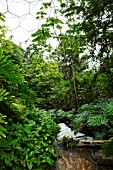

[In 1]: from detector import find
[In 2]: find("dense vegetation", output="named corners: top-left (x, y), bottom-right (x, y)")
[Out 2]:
top-left (0, 0), bottom-right (113, 169)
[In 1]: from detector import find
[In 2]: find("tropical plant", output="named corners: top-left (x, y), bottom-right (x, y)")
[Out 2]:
top-left (1, 0), bottom-right (113, 162)
top-left (0, 113), bottom-right (7, 138)
top-left (59, 0), bottom-right (113, 61)
top-left (103, 137), bottom-right (113, 157)
top-left (49, 109), bottom-right (75, 125)
top-left (0, 12), bottom-right (7, 40)
top-left (22, 55), bottom-right (65, 109)
top-left (59, 136), bottom-right (76, 149)
top-left (71, 99), bottom-right (113, 139)
top-left (0, 11), bottom-right (60, 170)
top-left (0, 108), bottom-right (59, 170)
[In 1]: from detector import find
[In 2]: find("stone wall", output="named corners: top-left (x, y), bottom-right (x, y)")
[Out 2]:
top-left (53, 148), bottom-right (113, 170)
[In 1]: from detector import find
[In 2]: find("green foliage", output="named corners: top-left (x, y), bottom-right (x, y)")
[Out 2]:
top-left (0, 49), bottom-right (25, 118)
top-left (103, 138), bottom-right (113, 157)
top-left (1, 39), bottom-right (25, 66)
top-left (0, 12), bottom-right (60, 170)
top-left (0, 88), bottom-right (8, 138)
top-left (49, 109), bottom-right (75, 124)
top-left (104, 101), bottom-right (113, 117)
top-left (57, 0), bottom-right (113, 106)
top-left (0, 108), bottom-right (59, 170)
top-left (0, 12), bottom-right (5, 22)
top-left (31, 0), bottom-right (90, 110)
top-left (0, 13), bottom-right (27, 141)
top-left (0, 51), bottom-right (23, 84)
top-left (59, 136), bottom-right (76, 149)
top-left (72, 99), bottom-right (113, 139)
top-left (0, 113), bottom-right (7, 138)
top-left (1, 1), bottom-right (113, 165)
top-left (59, 0), bottom-right (113, 60)
top-left (0, 88), bottom-right (9, 102)
top-left (22, 55), bottom-right (65, 110)
top-left (87, 114), bottom-right (108, 127)
top-left (0, 12), bottom-right (7, 40)
top-left (50, 80), bottom-right (71, 110)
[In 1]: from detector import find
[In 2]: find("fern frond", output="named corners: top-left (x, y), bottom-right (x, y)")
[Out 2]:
top-left (0, 88), bottom-right (9, 101)
top-left (0, 51), bottom-right (24, 84)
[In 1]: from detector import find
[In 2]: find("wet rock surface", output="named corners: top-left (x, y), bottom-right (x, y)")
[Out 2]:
top-left (92, 149), bottom-right (113, 167)
top-left (54, 148), bottom-right (113, 170)
top-left (55, 123), bottom-right (113, 170)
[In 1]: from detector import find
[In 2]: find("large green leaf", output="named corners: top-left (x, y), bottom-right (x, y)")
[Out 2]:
top-left (0, 51), bottom-right (24, 84)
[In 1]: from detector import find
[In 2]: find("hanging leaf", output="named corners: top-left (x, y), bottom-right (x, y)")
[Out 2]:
top-left (10, 103), bottom-right (26, 113)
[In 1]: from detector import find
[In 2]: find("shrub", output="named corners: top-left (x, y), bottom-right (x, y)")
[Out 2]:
top-left (103, 138), bottom-right (113, 157)
top-left (58, 136), bottom-right (76, 149)
top-left (71, 99), bottom-right (113, 139)
top-left (48, 109), bottom-right (76, 125)
top-left (0, 107), bottom-right (59, 170)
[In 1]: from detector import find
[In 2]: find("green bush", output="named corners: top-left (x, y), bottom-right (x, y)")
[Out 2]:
top-left (71, 99), bottom-right (113, 139)
top-left (49, 109), bottom-right (75, 125)
top-left (103, 137), bottom-right (113, 157)
top-left (58, 136), bottom-right (77, 149)
top-left (0, 108), bottom-right (59, 170)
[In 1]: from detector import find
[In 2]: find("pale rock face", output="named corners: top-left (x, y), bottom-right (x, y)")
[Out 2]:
top-left (57, 123), bottom-right (76, 140)
top-left (75, 132), bottom-right (85, 138)
top-left (57, 123), bottom-right (93, 141)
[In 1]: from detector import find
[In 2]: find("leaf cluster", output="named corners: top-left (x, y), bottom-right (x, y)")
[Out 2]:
top-left (0, 108), bottom-right (59, 170)
top-left (49, 109), bottom-right (76, 125)
top-left (103, 137), bottom-right (113, 157)
top-left (71, 99), bottom-right (113, 139)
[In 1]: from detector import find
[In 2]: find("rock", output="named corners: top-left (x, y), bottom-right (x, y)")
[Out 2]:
top-left (75, 132), bottom-right (93, 141)
top-left (77, 140), bottom-right (106, 148)
top-left (54, 148), bottom-right (113, 170)
top-left (75, 132), bottom-right (85, 138)
top-left (76, 136), bottom-right (93, 141)
top-left (91, 150), bottom-right (113, 167)
top-left (53, 139), bottom-right (59, 147)
top-left (54, 124), bottom-right (113, 170)
top-left (57, 124), bottom-right (93, 142)
top-left (86, 136), bottom-right (93, 140)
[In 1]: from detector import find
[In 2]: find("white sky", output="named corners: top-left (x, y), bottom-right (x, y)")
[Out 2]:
top-left (0, 0), bottom-right (95, 67)
top-left (0, 0), bottom-right (62, 49)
